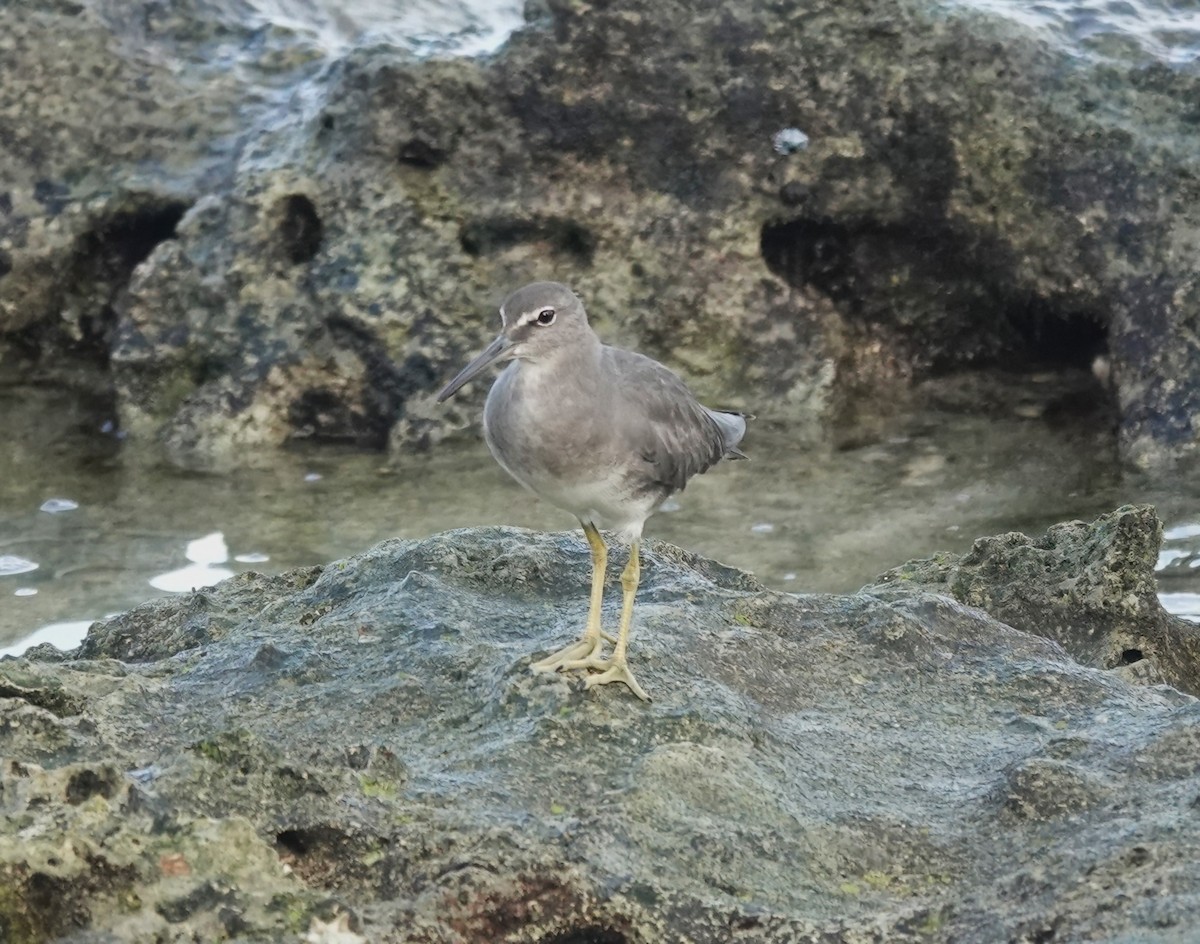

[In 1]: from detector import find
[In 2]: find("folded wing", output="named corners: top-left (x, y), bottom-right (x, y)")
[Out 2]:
top-left (605, 347), bottom-right (749, 494)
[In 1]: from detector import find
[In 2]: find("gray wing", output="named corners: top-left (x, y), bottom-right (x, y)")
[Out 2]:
top-left (605, 346), bottom-right (746, 494)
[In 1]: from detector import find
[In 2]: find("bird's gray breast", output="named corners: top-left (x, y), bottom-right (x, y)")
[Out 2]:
top-left (484, 362), bottom-right (591, 483)
top-left (482, 359), bottom-right (638, 517)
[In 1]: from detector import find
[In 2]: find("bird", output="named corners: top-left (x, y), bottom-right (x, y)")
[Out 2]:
top-left (436, 282), bottom-right (748, 700)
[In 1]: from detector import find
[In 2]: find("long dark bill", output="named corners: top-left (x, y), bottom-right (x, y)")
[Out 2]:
top-left (436, 334), bottom-right (513, 402)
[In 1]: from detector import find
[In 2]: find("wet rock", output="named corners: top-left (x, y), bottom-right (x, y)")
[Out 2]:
top-left (871, 503), bottom-right (1200, 695)
top-left (3, 0), bottom-right (1197, 469)
top-left (3, 518), bottom-right (1200, 941)
top-left (0, 0), bottom-right (322, 350)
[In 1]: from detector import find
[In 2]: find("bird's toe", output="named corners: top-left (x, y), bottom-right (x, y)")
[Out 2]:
top-left (581, 660), bottom-right (651, 702)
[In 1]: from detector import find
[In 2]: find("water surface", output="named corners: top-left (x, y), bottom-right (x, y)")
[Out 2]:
top-left (4, 374), bottom-right (1199, 657)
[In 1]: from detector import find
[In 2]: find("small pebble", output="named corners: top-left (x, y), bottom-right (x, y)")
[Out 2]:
top-left (772, 127), bottom-right (810, 154)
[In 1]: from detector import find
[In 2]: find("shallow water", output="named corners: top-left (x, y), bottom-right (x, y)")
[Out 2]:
top-left (4, 374), bottom-right (1200, 657)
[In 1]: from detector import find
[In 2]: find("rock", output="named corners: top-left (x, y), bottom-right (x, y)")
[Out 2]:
top-left (0, 0), bottom-right (323, 342)
top-left (870, 503), bottom-right (1200, 695)
top-left (3, 0), bottom-right (1198, 469)
top-left (3, 513), bottom-right (1200, 941)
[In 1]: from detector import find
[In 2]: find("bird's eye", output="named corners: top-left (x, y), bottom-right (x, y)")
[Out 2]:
top-left (535, 308), bottom-right (556, 326)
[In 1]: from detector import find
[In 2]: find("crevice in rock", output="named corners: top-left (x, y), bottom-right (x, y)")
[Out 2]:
top-left (460, 215), bottom-right (596, 266)
top-left (273, 825), bottom-right (362, 889)
top-left (760, 216), bottom-right (1110, 375)
top-left (397, 138), bottom-right (446, 169)
top-left (286, 316), bottom-right (409, 448)
top-left (66, 767), bottom-right (119, 805)
top-left (1118, 648), bottom-right (1144, 666)
top-left (6, 196), bottom-right (188, 371)
top-left (73, 199), bottom-right (188, 356)
top-left (0, 680), bottom-right (85, 717)
top-left (18, 854), bottom-right (138, 939)
top-left (275, 828), bottom-right (313, 857)
top-left (543, 929), bottom-right (629, 944)
top-left (277, 194), bottom-right (323, 265)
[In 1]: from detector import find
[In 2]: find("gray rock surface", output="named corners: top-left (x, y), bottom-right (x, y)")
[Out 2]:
top-left (3, 507), bottom-right (1200, 941)
top-left (2, 0), bottom-right (1198, 469)
top-left (871, 503), bottom-right (1200, 695)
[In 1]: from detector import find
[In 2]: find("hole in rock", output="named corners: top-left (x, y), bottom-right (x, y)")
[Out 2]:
top-left (543, 929), bottom-right (629, 944)
top-left (759, 216), bottom-right (1111, 374)
top-left (278, 194), bottom-right (323, 265)
top-left (24, 871), bottom-right (89, 937)
top-left (1119, 648), bottom-right (1144, 665)
top-left (1005, 297), bottom-right (1109, 371)
top-left (397, 138), bottom-right (446, 169)
top-left (273, 825), bottom-right (363, 889)
top-left (93, 201), bottom-right (187, 272)
top-left (38, 198), bottom-right (190, 361)
top-left (275, 828), bottom-right (310, 857)
top-left (66, 768), bottom-right (117, 805)
top-left (459, 215), bottom-right (596, 266)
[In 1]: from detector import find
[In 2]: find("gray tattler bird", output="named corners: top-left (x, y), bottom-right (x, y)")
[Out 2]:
top-left (436, 282), bottom-right (748, 700)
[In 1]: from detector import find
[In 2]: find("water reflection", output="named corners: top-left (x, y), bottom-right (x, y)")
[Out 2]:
top-left (149, 533), bottom-right (238, 593)
top-left (0, 620), bottom-right (94, 659)
top-left (0, 555), bottom-right (39, 577)
top-left (1159, 594), bottom-right (1200, 624)
top-left (40, 498), bottom-right (79, 514)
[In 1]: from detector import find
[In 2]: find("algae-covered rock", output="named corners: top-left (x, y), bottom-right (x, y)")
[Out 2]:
top-left (3, 0), bottom-right (1199, 469)
top-left (3, 512), bottom-right (1200, 941)
top-left (870, 504), bottom-right (1200, 694)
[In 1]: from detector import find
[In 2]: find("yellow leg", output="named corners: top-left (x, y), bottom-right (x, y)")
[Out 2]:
top-left (580, 541), bottom-right (650, 701)
top-left (530, 522), bottom-right (612, 673)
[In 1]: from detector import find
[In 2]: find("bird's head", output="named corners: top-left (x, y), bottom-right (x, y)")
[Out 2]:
top-left (436, 281), bottom-right (590, 401)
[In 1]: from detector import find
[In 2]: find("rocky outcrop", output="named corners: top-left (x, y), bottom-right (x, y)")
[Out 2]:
top-left (3, 508), bottom-right (1199, 941)
top-left (871, 504), bottom-right (1200, 695)
top-left (3, 0), bottom-right (1198, 470)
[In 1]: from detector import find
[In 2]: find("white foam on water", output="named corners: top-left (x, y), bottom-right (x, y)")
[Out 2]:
top-left (247, 0), bottom-right (526, 58)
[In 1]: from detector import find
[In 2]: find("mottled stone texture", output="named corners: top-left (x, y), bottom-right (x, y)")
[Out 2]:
top-left (871, 504), bottom-right (1200, 694)
top-left (2, 508), bottom-right (1200, 941)
top-left (2, 0), bottom-right (1198, 469)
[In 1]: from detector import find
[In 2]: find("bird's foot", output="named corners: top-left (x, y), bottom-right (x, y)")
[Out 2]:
top-left (530, 634), bottom-right (607, 674)
top-left (580, 657), bottom-right (651, 702)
